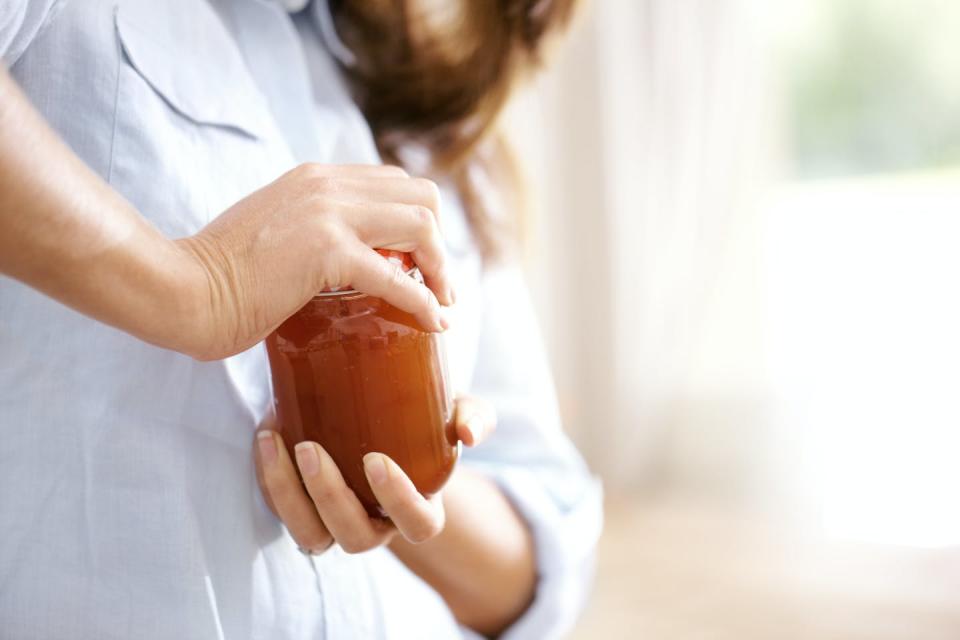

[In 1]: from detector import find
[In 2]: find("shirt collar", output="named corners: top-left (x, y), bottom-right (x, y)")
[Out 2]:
top-left (277, 0), bottom-right (310, 12)
top-left (312, 0), bottom-right (357, 67)
top-left (276, 0), bottom-right (357, 67)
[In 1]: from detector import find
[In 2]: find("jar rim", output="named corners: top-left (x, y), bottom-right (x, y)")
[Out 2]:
top-left (311, 267), bottom-right (420, 299)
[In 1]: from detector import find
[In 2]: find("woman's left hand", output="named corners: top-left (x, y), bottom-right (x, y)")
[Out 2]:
top-left (253, 395), bottom-right (496, 555)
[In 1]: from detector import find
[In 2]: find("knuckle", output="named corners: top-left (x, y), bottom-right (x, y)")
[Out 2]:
top-left (411, 205), bottom-right (435, 230)
top-left (413, 249), bottom-right (442, 279)
top-left (416, 178), bottom-right (441, 213)
top-left (339, 535), bottom-right (376, 555)
top-left (295, 162), bottom-right (323, 179)
top-left (308, 195), bottom-right (338, 227)
top-left (425, 230), bottom-right (446, 263)
top-left (311, 219), bottom-right (346, 251)
top-left (311, 240), bottom-right (348, 292)
top-left (424, 286), bottom-right (439, 312)
top-left (388, 264), bottom-right (409, 290)
top-left (409, 283), bottom-right (437, 317)
top-left (309, 188), bottom-right (332, 208)
top-left (308, 483), bottom-right (341, 508)
top-left (312, 175), bottom-right (339, 195)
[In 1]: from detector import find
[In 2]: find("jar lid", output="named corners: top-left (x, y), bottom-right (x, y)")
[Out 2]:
top-left (317, 249), bottom-right (417, 296)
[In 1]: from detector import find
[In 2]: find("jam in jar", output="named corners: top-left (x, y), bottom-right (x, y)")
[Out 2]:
top-left (266, 252), bottom-right (458, 517)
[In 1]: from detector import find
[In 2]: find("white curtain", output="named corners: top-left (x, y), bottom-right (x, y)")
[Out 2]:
top-left (508, 0), bottom-right (776, 492)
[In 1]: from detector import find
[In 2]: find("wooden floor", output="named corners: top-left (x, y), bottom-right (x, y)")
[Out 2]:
top-left (570, 498), bottom-right (960, 639)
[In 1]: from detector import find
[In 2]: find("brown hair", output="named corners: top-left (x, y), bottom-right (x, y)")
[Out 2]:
top-left (329, 0), bottom-right (579, 260)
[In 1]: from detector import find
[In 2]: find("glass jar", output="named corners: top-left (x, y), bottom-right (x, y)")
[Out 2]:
top-left (265, 253), bottom-right (458, 517)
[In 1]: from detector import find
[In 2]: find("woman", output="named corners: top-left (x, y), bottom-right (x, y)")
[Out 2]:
top-left (0, 1), bottom-right (601, 638)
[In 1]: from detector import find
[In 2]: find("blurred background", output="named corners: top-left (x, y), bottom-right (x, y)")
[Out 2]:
top-left (505, 0), bottom-right (960, 637)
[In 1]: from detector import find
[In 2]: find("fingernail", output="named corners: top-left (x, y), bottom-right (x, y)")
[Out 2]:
top-left (466, 417), bottom-right (484, 444)
top-left (257, 430), bottom-right (277, 465)
top-left (364, 453), bottom-right (388, 486)
top-left (448, 285), bottom-right (457, 305)
top-left (295, 442), bottom-right (321, 477)
top-left (438, 307), bottom-right (451, 331)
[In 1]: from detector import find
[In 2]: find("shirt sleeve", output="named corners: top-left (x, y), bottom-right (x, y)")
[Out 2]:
top-left (1, 0), bottom-right (63, 66)
top-left (459, 265), bottom-right (603, 640)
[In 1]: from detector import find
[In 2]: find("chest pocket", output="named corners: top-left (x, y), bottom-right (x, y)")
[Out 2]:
top-left (111, 0), bottom-right (291, 238)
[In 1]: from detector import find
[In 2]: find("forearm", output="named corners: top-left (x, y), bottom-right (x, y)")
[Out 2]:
top-left (389, 467), bottom-right (537, 637)
top-left (0, 67), bottom-right (201, 353)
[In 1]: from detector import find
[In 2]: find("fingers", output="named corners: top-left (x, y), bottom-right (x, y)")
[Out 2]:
top-left (284, 163), bottom-right (456, 328)
top-left (347, 243), bottom-right (449, 332)
top-left (301, 163), bottom-right (409, 179)
top-left (298, 168), bottom-right (438, 220)
top-left (255, 430), bottom-right (333, 553)
top-left (363, 453), bottom-right (446, 544)
top-left (346, 201), bottom-right (437, 250)
top-left (324, 176), bottom-right (453, 308)
top-left (335, 200), bottom-right (454, 308)
top-left (329, 176), bottom-right (440, 219)
top-left (294, 442), bottom-right (395, 554)
top-left (411, 242), bottom-right (455, 310)
top-left (255, 426), bottom-right (446, 554)
top-left (299, 166), bottom-right (454, 312)
top-left (453, 395), bottom-right (498, 447)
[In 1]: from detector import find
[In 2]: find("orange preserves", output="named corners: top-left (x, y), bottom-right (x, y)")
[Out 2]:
top-left (266, 279), bottom-right (458, 518)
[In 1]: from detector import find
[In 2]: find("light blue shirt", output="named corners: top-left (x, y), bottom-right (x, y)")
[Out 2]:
top-left (0, 1), bottom-right (602, 638)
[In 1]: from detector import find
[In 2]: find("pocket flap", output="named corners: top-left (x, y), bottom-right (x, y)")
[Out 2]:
top-left (115, 1), bottom-right (271, 138)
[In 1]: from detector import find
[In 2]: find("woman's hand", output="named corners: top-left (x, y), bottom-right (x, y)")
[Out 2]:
top-left (176, 163), bottom-right (454, 361)
top-left (253, 395), bottom-right (496, 554)
top-left (0, 70), bottom-right (451, 360)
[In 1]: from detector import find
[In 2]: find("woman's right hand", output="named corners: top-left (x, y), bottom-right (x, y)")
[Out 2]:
top-left (175, 163), bottom-right (453, 360)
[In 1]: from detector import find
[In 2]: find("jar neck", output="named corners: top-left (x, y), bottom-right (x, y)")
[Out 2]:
top-left (312, 267), bottom-right (421, 300)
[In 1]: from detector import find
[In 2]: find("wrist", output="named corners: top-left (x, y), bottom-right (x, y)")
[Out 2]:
top-left (104, 233), bottom-right (217, 360)
top-left (169, 235), bottom-right (231, 361)
top-left (388, 466), bottom-right (537, 636)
